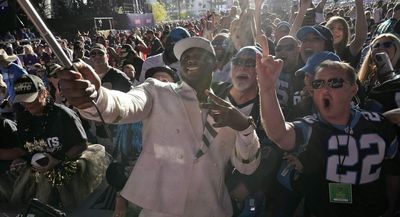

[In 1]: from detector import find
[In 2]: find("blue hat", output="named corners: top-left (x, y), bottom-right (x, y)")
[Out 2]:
top-left (168, 27), bottom-right (191, 43)
top-left (233, 46), bottom-right (262, 60)
top-left (296, 25), bottom-right (333, 42)
top-left (295, 52), bottom-right (341, 77)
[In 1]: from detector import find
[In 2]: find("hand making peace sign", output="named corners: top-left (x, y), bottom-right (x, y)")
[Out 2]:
top-left (256, 34), bottom-right (284, 91)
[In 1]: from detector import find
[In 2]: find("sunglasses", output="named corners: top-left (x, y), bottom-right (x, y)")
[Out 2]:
top-left (212, 40), bottom-right (229, 48)
top-left (90, 51), bottom-right (105, 57)
top-left (275, 44), bottom-right (296, 52)
top-left (372, 41), bottom-right (394, 49)
top-left (311, 78), bottom-right (350, 89)
top-left (232, 58), bottom-right (256, 67)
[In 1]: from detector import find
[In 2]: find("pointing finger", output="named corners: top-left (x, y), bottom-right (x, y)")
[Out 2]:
top-left (257, 34), bottom-right (269, 57)
top-left (205, 90), bottom-right (230, 106)
top-left (200, 103), bottom-right (225, 110)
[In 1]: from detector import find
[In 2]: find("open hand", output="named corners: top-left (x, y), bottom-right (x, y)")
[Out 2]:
top-left (200, 90), bottom-right (250, 131)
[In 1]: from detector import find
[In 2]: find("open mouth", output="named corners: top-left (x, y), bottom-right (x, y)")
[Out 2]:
top-left (236, 75), bottom-right (249, 80)
top-left (187, 66), bottom-right (199, 70)
top-left (323, 98), bottom-right (330, 108)
top-left (186, 66), bottom-right (199, 74)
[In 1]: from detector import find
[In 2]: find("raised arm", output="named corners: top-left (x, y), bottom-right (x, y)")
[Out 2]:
top-left (289, 0), bottom-right (312, 37)
top-left (254, 0), bottom-right (263, 35)
top-left (256, 35), bottom-right (296, 151)
top-left (349, 0), bottom-right (368, 56)
top-left (57, 60), bottom-right (152, 124)
top-left (314, 0), bottom-right (327, 14)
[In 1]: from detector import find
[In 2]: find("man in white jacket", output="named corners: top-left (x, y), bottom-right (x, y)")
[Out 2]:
top-left (57, 36), bottom-right (260, 217)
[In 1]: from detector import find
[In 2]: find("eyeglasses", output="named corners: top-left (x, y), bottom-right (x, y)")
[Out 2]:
top-left (372, 41), bottom-right (394, 49)
top-left (275, 44), bottom-right (296, 52)
top-left (311, 78), bottom-right (350, 89)
top-left (90, 51), bottom-right (105, 57)
top-left (232, 58), bottom-right (256, 67)
top-left (212, 40), bottom-right (229, 48)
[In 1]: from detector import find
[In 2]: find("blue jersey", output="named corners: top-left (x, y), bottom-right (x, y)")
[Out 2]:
top-left (293, 109), bottom-right (399, 217)
top-left (276, 70), bottom-right (304, 118)
top-left (0, 63), bottom-right (28, 102)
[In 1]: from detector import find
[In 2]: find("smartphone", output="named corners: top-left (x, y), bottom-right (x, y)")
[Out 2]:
top-left (374, 52), bottom-right (395, 83)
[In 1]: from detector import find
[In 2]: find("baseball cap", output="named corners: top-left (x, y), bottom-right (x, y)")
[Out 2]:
top-left (173, 37), bottom-right (215, 61)
top-left (232, 46), bottom-right (262, 60)
top-left (47, 63), bottom-right (63, 77)
top-left (168, 27), bottom-right (191, 44)
top-left (145, 66), bottom-right (179, 82)
top-left (296, 25), bottom-right (333, 42)
top-left (276, 21), bottom-right (291, 30)
top-left (295, 52), bottom-right (341, 77)
top-left (90, 43), bottom-right (106, 53)
top-left (14, 74), bottom-right (45, 103)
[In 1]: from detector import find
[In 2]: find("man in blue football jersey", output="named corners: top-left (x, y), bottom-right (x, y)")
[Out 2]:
top-left (257, 35), bottom-right (400, 217)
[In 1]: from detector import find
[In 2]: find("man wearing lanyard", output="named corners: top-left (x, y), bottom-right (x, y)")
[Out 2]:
top-left (257, 35), bottom-right (400, 217)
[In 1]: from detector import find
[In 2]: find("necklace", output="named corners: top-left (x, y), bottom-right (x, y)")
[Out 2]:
top-left (332, 114), bottom-right (353, 182)
top-left (31, 101), bottom-right (52, 138)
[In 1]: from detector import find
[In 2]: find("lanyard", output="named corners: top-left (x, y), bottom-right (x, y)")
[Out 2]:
top-left (332, 116), bottom-right (353, 183)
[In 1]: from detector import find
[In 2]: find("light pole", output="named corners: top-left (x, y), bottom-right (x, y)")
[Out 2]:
top-left (178, 0), bottom-right (181, 19)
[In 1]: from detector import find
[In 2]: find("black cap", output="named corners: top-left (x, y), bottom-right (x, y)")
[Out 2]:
top-left (296, 25), bottom-right (333, 42)
top-left (145, 66), bottom-right (179, 82)
top-left (14, 74), bottom-right (45, 103)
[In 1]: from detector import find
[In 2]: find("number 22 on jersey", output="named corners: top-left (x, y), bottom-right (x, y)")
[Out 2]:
top-left (326, 134), bottom-right (386, 184)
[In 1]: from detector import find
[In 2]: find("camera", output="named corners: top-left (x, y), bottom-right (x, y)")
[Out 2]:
top-left (374, 52), bottom-right (395, 83)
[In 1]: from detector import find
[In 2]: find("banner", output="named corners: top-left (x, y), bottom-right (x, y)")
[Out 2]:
top-left (114, 13), bottom-right (154, 29)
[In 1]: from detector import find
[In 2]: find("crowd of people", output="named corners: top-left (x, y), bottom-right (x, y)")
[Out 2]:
top-left (0, 0), bottom-right (400, 216)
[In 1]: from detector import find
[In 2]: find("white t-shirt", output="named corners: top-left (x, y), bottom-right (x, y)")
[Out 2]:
top-left (212, 61), bottom-right (232, 83)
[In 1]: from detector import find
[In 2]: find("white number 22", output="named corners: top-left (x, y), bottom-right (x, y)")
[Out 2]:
top-left (326, 134), bottom-right (385, 184)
